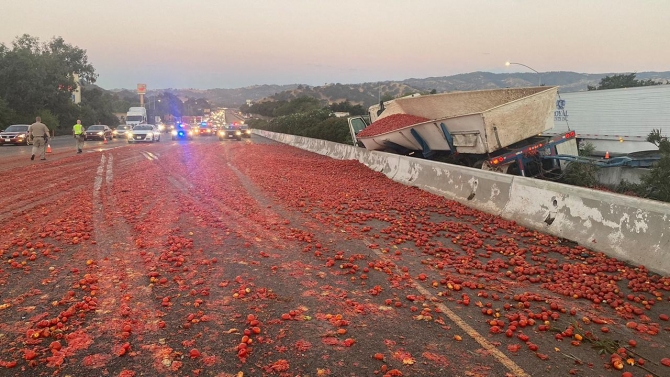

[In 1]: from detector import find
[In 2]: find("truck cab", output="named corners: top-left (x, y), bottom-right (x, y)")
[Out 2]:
top-left (126, 107), bottom-right (147, 128)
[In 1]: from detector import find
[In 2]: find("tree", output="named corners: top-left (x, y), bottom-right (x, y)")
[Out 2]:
top-left (160, 92), bottom-right (184, 118)
top-left (0, 98), bottom-right (17, 129)
top-left (0, 34), bottom-right (97, 132)
top-left (587, 73), bottom-right (661, 91)
top-left (272, 96), bottom-right (321, 117)
top-left (380, 93), bottom-right (395, 102)
top-left (640, 129), bottom-right (670, 202)
top-left (329, 101), bottom-right (366, 116)
top-left (80, 87), bottom-right (120, 126)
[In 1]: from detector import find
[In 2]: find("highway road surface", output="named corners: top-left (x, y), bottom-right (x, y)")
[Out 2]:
top-left (0, 129), bottom-right (668, 376)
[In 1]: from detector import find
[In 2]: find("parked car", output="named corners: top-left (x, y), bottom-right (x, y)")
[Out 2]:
top-left (218, 124), bottom-right (242, 141)
top-left (127, 124), bottom-right (161, 143)
top-left (0, 124), bottom-right (32, 145)
top-left (113, 124), bottom-right (133, 139)
top-left (84, 125), bottom-right (113, 141)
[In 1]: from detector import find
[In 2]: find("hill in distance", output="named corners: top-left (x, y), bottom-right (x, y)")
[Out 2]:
top-left (113, 71), bottom-right (670, 108)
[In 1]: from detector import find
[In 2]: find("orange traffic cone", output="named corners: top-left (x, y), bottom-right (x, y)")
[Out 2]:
top-left (604, 151), bottom-right (610, 159)
top-left (103, 137), bottom-right (108, 144)
top-left (47, 144), bottom-right (52, 153)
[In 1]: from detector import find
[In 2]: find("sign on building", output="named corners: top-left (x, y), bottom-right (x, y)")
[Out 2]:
top-left (71, 73), bottom-right (81, 104)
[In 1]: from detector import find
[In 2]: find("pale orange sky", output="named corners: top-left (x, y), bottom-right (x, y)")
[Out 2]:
top-left (1, 0), bottom-right (668, 89)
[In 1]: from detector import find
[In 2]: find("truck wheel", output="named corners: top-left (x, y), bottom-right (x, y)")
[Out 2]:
top-left (473, 160), bottom-right (486, 169)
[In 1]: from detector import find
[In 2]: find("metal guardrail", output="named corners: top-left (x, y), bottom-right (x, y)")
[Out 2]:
top-left (545, 154), bottom-right (659, 168)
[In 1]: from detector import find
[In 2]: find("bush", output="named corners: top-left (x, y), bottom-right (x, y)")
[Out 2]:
top-left (640, 129), bottom-right (670, 202)
top-left (614, 180), bottom-right (643, 197)
top-left (641, 154), bottom-right (670, 201)
top-left (37, 110), bottom-right (60, 135)
top-left (561, 142), bottom-right (599, 187)
top-left (253, 109), bottom-right (351, 144)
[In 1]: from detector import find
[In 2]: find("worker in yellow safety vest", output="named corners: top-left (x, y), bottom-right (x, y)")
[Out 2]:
top-left (73, 119), bottom-right (85, 154)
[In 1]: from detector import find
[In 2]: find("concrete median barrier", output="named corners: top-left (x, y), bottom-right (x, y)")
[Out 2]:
top-left (253, 130), bottom-right (670, 275)
top-left (502, 177), bottom-right (670, 275)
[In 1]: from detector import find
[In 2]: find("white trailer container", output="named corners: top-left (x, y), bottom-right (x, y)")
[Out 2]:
top-left (126, 107), bottom-right (148, 128)
top-left (546, 85), bottom-right (670, 156)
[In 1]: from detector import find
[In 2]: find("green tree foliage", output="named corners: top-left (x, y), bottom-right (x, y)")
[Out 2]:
top-left (253, 108), bottom-right (351, 144)
top-left (302, 116), bottom-right (351, 144)
top-left (272, 96), bottom-right (321, 116)
top-left (0, 35), bottom-right (96, 115)
top-left (640, 129), bottom-right (670, 202)
top-left (0, 34), bottom-right (97, 132)
top-left (157, 92), bottom-right (184, 118)
top-left (329, 101), bottom-right (366, 116)
top-left (587, 73), bottom-right (661, 91)
top-left (0, 98), bottom-right (17, 129)
top-left (183, 97), bottom-right (211, 116)
top-left (79, 87), bottom-right (121, 126)
top-left (380, 93), bottom-right (395, 102)
top-left (37, 110), bottom-right (60, 132)
top-left (241, 101), bottom-right (286, 117)
top-left (562, 142), bottom-right (599, 187)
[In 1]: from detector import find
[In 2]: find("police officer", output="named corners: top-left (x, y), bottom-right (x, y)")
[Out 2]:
top-left (27, 116), bottom-right (50, 161)
top-left (73, 119), bottom-right (85, 153)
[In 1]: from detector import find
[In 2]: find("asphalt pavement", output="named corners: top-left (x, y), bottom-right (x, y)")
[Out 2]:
top-left (0, 131), bottom-right (668, 376)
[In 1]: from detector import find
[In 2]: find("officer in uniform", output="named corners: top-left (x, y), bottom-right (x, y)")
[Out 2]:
top-left (27, 116), bottom-right (50, 161)
top-left (73, 119), bottom-right (85, 153)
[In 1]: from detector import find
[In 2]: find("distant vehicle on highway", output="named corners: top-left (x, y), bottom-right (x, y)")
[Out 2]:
top-left (240, 124), bottom-right (251, 138)
top-left (198, 122), bottom-right (215, 136)
top-left (0, 124), bottom-right (32, 146)
top-left (84, 125), bottom-right (113, 141)
top-left (171, 127), bottom-right (194, 140)
top-left (218, 124), bottom-right (242, 141)
top-left (127, 124), bottom-right (161, 143)
top-left (126, 107), bottom-right (147, 128)
top-left (113, 124), bottom-right (133, 139)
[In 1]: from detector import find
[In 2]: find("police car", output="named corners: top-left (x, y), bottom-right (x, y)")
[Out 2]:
top-left (218, 124), bottom-right (242, 141)
top-left (171, 123), bottom-right (194, 140)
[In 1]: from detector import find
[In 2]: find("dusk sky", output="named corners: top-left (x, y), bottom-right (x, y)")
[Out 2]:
top-left (2, 0), bottom-right (668, 90)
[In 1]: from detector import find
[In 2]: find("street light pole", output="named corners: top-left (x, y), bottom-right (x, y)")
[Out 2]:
top-left (505, 62), bottom-right (543, 86)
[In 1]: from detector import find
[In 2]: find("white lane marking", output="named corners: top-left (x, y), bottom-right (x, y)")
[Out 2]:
top-left (105, 155), bottom-right (113, 184)
top-left (141, 151), bottom-right (158, 161)
top-left (367, 244), bottom-right (530, 377)
top-left (94, 154), bottom-right (106, 196)
top-left (86, 146), bottom-right (125, 153)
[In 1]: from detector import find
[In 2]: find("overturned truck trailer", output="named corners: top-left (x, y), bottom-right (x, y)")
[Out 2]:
top-left (349, 87), bottom-right (578, 176)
